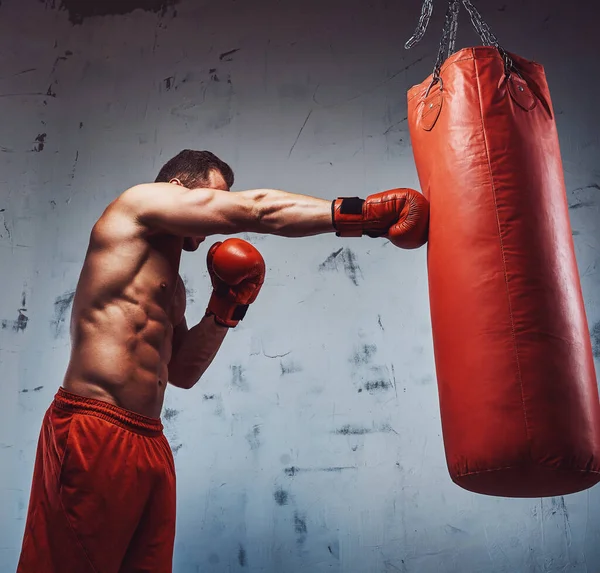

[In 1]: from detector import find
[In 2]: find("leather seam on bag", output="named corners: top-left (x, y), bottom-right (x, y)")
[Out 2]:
top-left (473, 58), bottom-right (532, 453)
top-left (455, 465), bottom-right (600, 478)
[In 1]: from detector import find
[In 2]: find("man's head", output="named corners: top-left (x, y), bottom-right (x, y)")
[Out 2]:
top-left (156, 150), bottom-right (234, 251)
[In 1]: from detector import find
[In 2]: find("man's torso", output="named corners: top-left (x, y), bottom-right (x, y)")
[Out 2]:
top-left (62, 198), bottom-right (186, 418)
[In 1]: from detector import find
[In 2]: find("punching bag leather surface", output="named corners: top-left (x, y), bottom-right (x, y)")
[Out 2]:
top-left (407, 5), bottom-right (600, 497)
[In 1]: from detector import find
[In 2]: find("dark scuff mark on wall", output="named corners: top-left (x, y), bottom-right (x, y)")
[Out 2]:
top-left (377, 315), bottom-right (384, 331)
top-left (68, 150), bottom-right (79, 182)
top-left (2, 309), bottom-right (29, 332)
top-left (238, 545), bottom-right (247, 567)
top-left (351, 344), bottom-right (376, 366)
top-left (328, 541), bottom-right (340, 560)
top-left (43, 0), bottom-right (181, 24)
top-left (364, 378), bottom-right (391, 392)
top-left (219, 48), bottom-right (240, 61)
top-left (284, 466), bottom-right (357, 476)
top-left (203, 394), bottom-right (215, 400)
top-left (319, 247), bottom-right (364, 286)
top-left (444, 524), bottom-right (468, 535)
top-left (172, 443), bottom-right (183, 456)
top-left (246, 425), bottom-right (261, 450)
top-left (230, 364), bottom-right (248, 391)
top-left (163, 408), bottom-right (179, 421)
top-left (33, 133), bottom-right (47, 152)
top-left (51, 290), bottom-right (76, 337)
top-left (163, 76), bottom-right (174, 91)
top-left (20, 386), bottom-right (44, 394)
top-left (273, 487), bottom-right (289, 506)
top-left (591, 321), bottom-right (600, 358)
top-left (335, 425), bottom-right (372, 436)
top-left (293, 512), bottom-right (308, 545)
top-left (280, 360), bottom-right (303, 375)
top-left (569, 201), bottom-right (595, 210)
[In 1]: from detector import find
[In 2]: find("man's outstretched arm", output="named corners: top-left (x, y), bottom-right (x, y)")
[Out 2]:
top-left (123, 182), bottom-right (430, 248)
top-left (128, 183), bottom-right (334, 238)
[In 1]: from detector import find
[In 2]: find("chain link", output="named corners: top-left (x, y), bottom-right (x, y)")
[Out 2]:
top-left (404, 0), bottom-right (435, 50)
top-left (405, 0), bottom-right (514, 86)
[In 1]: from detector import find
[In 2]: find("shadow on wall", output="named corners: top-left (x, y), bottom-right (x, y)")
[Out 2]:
top-left (40, 0), bottom-right (180, 24)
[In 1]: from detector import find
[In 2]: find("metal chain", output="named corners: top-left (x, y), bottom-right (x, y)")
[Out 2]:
top-left (404, 0), bottom-right (435, 50)
top-left (430, 0), bottom-right (460, 87)
top-left (461, 0), bottom-right (514, 73)
top-left (405, 0), bottom-right (515, 81)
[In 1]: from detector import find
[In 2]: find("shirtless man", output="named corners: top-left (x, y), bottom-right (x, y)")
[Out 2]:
top-left (17, 149), bottom-right (429, 573)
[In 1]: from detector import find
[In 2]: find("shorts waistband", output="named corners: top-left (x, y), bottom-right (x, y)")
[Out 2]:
top-left (53, 388), bottom-right (164, 437)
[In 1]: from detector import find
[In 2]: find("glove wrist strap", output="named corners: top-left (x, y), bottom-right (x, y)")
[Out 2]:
top-left (332, 197), bottom-right (366, 237)
top-left (206, 292), bottom-right (249, 328)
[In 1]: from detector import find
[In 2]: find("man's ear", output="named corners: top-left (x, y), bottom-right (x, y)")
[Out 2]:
top-left (169, 178), bottom-right (183, 186)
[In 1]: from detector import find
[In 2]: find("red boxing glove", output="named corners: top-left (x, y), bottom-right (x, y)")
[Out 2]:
top-left (206, 238), bottom-right (266, 327)
top-left (332, 188), bottom-right (429, 249)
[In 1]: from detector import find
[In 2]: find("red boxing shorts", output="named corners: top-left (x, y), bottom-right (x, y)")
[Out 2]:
top-left (17, 388), bottom-right (176, 573)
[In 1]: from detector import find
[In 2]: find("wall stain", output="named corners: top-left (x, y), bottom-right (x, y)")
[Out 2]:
top-left (238, 544), bottom-right (247, 567)
top-left (20, 386), bottom-right (44, 394)
top-left (569, 200), bottom-right (595, 210)
top-left (33, 133), bottom-right (47, 152)
top-left (230, 364), bottom-right (248, 391)
top-left (273, 487), bottom-right (289, 506)
top-left (203, 394), bottom-right (215, 401)
top-left (293, 511), bottom-right (308, 545)
top-left (351, 344), bottom-right (377, 366)
top-left (163, 407), bottom-right (179, 421)
top-left (219, 48), bottom-right (240, 61)
top-left (41, 0), bottom-right (180, 24)
top-left (280, 360), bottom-right (303, 375)
top-left (444, 524), bottom-right (468, 535)
top-left (1, 310), bottom-right (28, 332)
top-left (363, 378), bottom-right (391, 392)
top-left (163, 76), bottom-right (174, 91)
top-left (335, 425), bottom-right (372, 436)
top-left (68, 150), bottom-right (79, 182)
top-left (284, 466), bottom-right (357, 476)
top-left (246, 425), bottom-right (261, 450)
top-left (51, 291), bottom-right (76, 337)
top-left (328, 541), bottom-right (340, 560)
top-left (591, 321), bottom-right (600, 358)
top-left (319, 247), bottom-right (362, 286)
top-left (572, 183), bottom-right (600, 192)
top-left (172, 443), bottom-right (183, 455)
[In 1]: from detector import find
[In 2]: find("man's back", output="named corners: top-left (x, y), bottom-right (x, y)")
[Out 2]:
top-left (62, 197), bottom-right (184, 418)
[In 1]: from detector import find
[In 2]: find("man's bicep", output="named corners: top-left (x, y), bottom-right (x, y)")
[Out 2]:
top-left (127, 183), bottom-right (257, 237)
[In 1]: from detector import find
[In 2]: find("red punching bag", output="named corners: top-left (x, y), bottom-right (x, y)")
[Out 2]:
top-left (406, 0), bottom-right (600, 497)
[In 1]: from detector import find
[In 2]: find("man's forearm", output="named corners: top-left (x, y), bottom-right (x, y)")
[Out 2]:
top-left (168, 315), bottom-right (229, 389)
top-left (248, 189), bottom-right (334, 237)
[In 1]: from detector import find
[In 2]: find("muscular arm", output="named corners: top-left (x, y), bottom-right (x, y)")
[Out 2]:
top-left (168, 315), bottom-right (229, 389)
top-left (124, 183), bottom-right (334, 238)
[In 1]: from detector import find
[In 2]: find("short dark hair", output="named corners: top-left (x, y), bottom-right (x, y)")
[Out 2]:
top-left (155, 150), bottom-right (234, 189)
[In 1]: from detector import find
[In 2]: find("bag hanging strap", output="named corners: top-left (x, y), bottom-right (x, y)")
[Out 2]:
top-left (405, 0), bottom-right (514, 95)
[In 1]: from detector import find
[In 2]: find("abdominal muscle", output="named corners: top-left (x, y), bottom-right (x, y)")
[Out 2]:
top-left (62, 211), bottom-right (183, 419)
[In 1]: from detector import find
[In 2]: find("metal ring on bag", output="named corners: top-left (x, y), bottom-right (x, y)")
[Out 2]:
top-left (425, 75), bottom-right (444, 98)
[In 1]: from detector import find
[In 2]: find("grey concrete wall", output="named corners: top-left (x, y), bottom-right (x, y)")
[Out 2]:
top-left (1, 0), bottom-right (599, 571)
